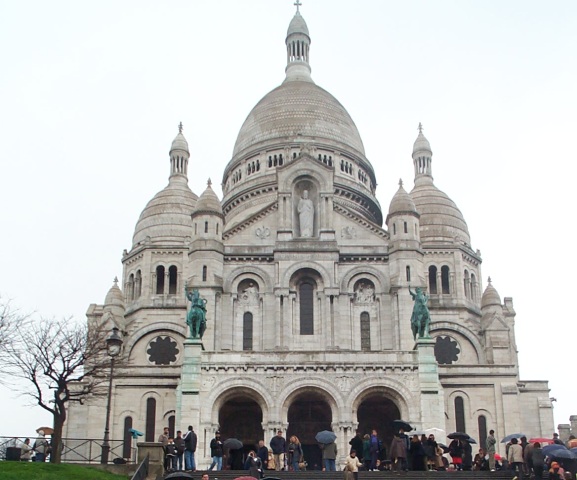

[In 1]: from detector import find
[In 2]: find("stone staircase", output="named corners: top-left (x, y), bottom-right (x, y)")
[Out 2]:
top-left (162, 471), bottom-right (515, 480)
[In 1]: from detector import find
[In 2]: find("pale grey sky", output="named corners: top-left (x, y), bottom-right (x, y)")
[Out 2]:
top-left (1, 0), bottom-right (575, 439)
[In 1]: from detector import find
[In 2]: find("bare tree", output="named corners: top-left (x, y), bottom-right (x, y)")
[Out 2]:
top-left (0, 297), bottom-right (22, 362)
top-left (3, 317), bottom-right (119, 463)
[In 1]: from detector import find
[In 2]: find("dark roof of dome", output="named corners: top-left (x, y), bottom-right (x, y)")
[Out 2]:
top-left (481, 278), bottom-right (502, 308)
top-left (410, 180), bottom-right (470, 245)
top-left (132, 178), bottom-right (197, 246)
top-left (193, 181), bottom-right (223, 218)
top-left (231, 80), bottom-right (365, 159)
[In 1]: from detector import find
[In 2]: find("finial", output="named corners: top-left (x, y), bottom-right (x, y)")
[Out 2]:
top-left (113, 276), bottom-right (118, 286)
top-left (398, 178), bottom-right (403, 188)
top-left (487, 276), bottom-right (492, 285)
top-left (294, 0), bottom-right (302, 13)
top-left (178, 121), bottom-right (183, 134)
top-left (207, 178), bottom-right (212, 187)
top-left (418, 122), bottom-right (423, 134)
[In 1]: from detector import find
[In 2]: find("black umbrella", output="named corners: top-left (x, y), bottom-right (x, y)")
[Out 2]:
top-left (224, 438), bottom-right (243, 450)
top-left (165, 473), bottom-right (194, 480)
top-left (393, 419), bottom-right (413, 432)
top-left (315, 430), bottom-right (337, 444)
top-left (550, 449), bottom-right (576, 460)
top-left (448, 432), bottom-right (470, 440)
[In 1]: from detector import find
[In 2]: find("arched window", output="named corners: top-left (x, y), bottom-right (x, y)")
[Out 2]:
top-left (128, 273), bottom-right (135, 301)
top-left (216, 223), bottom-right (219, 235)
top-left (455, 396), bottom-right (466, 433)
top-left (135, 270), bottom-right (142, 299)
top-left (464, 269), bottom-right (470, 298)
top-left (393, 223), bottom-right (396, 235)
top-left (428, 265), bottom-right (438, 294)
top-left (168, 266), bottom-right (177, 295)
top-left (204, 221), bottom-right (208, 233)
top-left (168, 415), bottom-right (175, 439)
top-left (243, 312), bottom-right (253, 350)
top-left (123, 416), bottom-right (133, 459)
top-left (156, 266), bottom-right (165, 295)
top-left (403, 221), bottom-right (408, 233)
top-left (202, 266), bottom-right (207, 282)
top-left (471, 273), bottom-right (477, 301)
top-left (478, 415), bottom-right (487, 450)
top-left (299, 281), bottom-right (314, 335)
top-left (145, 398), bottom-right (156, 442)
top-left (441, 266), bottom-right (450, 294)
top-left (360, 312), bottom-right (371, 351)
top-left (406, 266), bottom-right (411, 282)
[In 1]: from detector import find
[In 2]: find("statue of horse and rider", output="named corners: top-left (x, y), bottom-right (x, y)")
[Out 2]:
top-left (185, 287), bottom-right (207, 339)
top-left (409, 285), bottom-right (431, 340)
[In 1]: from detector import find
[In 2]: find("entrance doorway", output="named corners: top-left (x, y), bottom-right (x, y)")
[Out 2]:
top-left (219, 394), bottom-right (263, 453)
top-left (356, 394), bottom-right (400, 454)
top-left (287, 391), bottom-right (332, 471)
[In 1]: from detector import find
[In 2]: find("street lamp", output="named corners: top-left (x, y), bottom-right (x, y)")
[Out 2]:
top-left (100, 327), bottom-right (123, 464)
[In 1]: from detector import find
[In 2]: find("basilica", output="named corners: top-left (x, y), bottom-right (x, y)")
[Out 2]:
top-left (65, 7), bottom-right (553, 466)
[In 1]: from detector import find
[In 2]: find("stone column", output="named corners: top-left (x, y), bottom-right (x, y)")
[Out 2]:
top-left (177, 339), bottom-right (203, 450)
top-left (414, 338), bottom-right (445, 428)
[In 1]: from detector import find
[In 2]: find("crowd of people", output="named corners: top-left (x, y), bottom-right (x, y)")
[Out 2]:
top-left (156, 424), bottom-right (576, 479)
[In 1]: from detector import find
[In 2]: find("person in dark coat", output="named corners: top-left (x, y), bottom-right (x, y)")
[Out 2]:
top-left (228, 448), bottom-right (244, 470)
top-left (532, 442), bottom-right (545, 480)
top-left (409, 435), bottom-right (426, 471)
top-left (390, 434), bottom-right (407, 472)
top-left (256, 440), bottom-right (268, 471)
top-left (424, 434), bottom-right (438, 471)
top-left (449, 439), bottom-right (464, 470)
top-left (245, 450), bottom-right (262, 478)
top-left (462, 439), bottom-right (473, 471)
top-left (349, 431), bottom-right (363, 456)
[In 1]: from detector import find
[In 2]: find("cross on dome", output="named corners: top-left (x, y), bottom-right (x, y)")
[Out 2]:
top-left (178, 121), bottom-right (183, 134)
top-left (398, 178), bottom-right (403, 187)
top-left (418, 122), bottom-right (423, 133)
top-left (113, 276), bottom-right (119, 286)
top-left (294, 0), bottom-right (302, 13)
top-left (207, 178), bottom-right (212, 187)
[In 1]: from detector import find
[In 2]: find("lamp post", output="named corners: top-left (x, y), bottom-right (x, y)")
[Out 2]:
top-left (100, 327), bottom-right (123, 464)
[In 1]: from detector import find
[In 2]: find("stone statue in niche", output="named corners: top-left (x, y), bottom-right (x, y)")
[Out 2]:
top-left (298, 189), bottom-right (314, 237)
top-left (240, 282), bottom-right (259, 304)
top-left (355, 282), bottom-right (375, 303)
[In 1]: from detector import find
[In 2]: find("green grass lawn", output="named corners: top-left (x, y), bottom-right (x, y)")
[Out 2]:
top-left (0, 462), bottom-right (127, 480)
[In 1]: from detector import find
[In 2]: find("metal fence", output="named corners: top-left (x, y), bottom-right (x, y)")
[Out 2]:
top-left (130, 454), bottom-right (149, 480)
top-left (0, 436), bottom-right (131, 464)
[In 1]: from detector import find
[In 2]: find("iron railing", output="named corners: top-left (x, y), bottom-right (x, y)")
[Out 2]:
top-left (131, 453), bottom-right (149, 480)
top-left (0, 436), bottom-right (131, 464)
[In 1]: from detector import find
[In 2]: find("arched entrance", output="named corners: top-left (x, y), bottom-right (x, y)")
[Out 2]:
top-left (356, 394), bottom-right (401, 455)
top-left (219, 394), bottom-right (263, 453)
top-left (287, 391), bottom-right (332, 471)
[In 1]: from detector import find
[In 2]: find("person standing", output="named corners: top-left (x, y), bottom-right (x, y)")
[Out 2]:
top-left (486, 430), bottom-right (497, 471)
top-left (531, 442), bottom-right (544, 480)
top-left (369, 429), bottom-right (380, 471)
top-left (183, 425), bottom-right (197, 471)
top-left (409, 435), bottom-right (426, 471)
top-left (390, 433), bottom-right (407, 472)
top-left (158, 427), bottom-right (170, 471)
top-left (270, 429), bottom-right (286, 471)
top-left (507, 437), bottom-right (523, 475)
top-left (33, 431), bottom-right (49, 462)
top-left (321, 440), bottom-right (337, 471)
top-left (174, 430), bottom-right (185, 471)
top-left (462, 439), bottom-right (473, 471)
top-left (257, 440), bottom-right (269, 471)
top-left (288, 435), bottom-right (303, 471)
top-left (349, 430), bottom-right (363, 456)
top-left (21, 438), bottom-right (32, 462)
top-left (344, 450), bottom-right (363, 480)
top-left (448, 438), bottom-right (464, 470)
top-left (362, 434), bottom-right (371, 470)
top-left (208, 431), bottom-right (224, 471)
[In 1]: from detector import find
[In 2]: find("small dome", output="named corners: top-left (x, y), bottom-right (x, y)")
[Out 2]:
top-left (481, 278), bottom-right (502, 308)
top-left (387, 179), bottom-right (418, 219)
top-left (193, 180), bottom-right (223, 218)
top-left (133, 178), bottom-right (198, 246)
top-left (104, 277), bottom-right (124, 307)
top-left (170, 132), bottom-right (189, 153)
top-left (287, 11), bottom-right (309, 37)
top-left (410, 181), bottom-right (471, 245)
top-left (413, 127), bottom-right (432, 156)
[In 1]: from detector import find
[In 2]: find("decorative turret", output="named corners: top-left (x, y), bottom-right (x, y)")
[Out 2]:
top-left (102, 277), bottom-right (126, 329)
top-left (413, 122), bottom-right (433, 183)
top-left (386, 178), bottom-right (420, 243)
top-left (481, 277), bottom-right (502, 309)
top-left (170, 122), bottom-right (190, 180)
top-left (284, 1), bottom-right (312, 82)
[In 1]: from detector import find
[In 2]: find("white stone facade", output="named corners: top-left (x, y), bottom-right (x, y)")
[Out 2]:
top-left (65, 9), bottom-right (553, 468)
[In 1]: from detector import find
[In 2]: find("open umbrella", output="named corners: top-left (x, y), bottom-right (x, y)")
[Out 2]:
top-left (315, 430), bottom-right (337, 444)
top-left (393, 419), bottom-right (413, 432)
top-left (501, 433), bottom-right (527, 443)
top-left (36, 427), bottom-right (54, 435)
top-left (224, 438), bottom-right (243, 450)
top-left (550, 449), bottom-right (577, 460)
top-left (530, 437), bottom-right (554, 445)
top-left (542, 444), bottom-right (566, 456)
top-left (448, 432), bottom-right (470, 440)
top-left (165, 473), bottom-right (194, 480)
